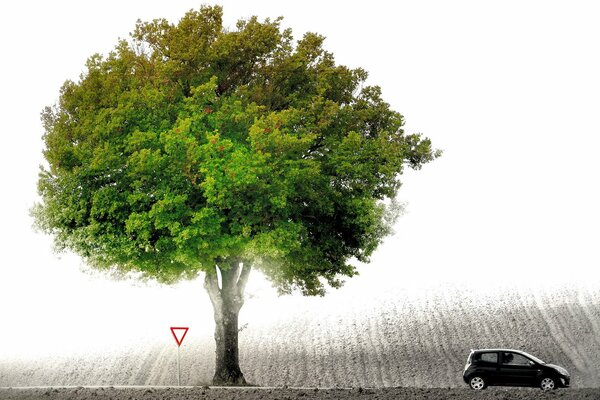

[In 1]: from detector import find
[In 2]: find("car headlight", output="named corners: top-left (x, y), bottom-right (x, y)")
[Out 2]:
top-left (555, 366), bottom-right (569, 376)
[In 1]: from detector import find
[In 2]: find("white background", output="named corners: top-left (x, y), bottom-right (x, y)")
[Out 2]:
top-left (0, 0), bottom-right (599, 359)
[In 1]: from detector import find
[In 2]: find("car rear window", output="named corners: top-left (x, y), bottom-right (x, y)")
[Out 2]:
top-left (479, 352), bottom-right (498, 363)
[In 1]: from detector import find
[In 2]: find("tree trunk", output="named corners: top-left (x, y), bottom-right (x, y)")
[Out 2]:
top-left (203, 259), bottom-right (251, 385)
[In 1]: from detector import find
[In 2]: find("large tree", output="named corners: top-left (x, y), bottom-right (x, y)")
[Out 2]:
top-left (34, 6), bottom-right (439, 385)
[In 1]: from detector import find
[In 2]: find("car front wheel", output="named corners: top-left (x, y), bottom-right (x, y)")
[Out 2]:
top-left (540, 377), bottom-right (556, 391)
top-left (469, 376), bottom-right (486, 390)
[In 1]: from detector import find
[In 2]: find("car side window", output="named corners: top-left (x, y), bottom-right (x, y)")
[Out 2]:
top-left (479, 352), bottom-right (498, 364)
top-left (502, 352), bottom-right (531, 366)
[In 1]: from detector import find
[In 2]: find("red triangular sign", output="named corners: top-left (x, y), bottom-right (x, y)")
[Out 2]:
top-left (170, 327), bottom-right (189, 347)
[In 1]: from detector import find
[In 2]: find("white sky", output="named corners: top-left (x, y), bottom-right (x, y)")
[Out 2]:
top-left (0, 0), bottom-right (599, 360)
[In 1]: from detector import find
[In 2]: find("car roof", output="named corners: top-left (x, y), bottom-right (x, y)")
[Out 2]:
top-left (472, 349), bottom-right (529, 354)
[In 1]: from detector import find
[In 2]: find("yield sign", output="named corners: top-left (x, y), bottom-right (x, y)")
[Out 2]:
top-left (170, 327), bottom-right (189, 347)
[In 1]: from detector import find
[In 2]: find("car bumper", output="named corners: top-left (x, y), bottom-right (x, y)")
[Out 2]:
top-left (558, 376), bottom-right (570, 388)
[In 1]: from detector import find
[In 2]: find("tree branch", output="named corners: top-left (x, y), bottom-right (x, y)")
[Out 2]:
top-left (302, 135), bottom-right (325, 159)
top-left (237, 263), bottom-right (252, 294)
top-left (220, 258), bottom-right (241, 293)
top-left (204, 267), bottom-right (222, 308)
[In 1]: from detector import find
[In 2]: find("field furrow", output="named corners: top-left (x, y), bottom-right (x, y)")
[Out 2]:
top-left (533, 292), bottom-right (587, 369)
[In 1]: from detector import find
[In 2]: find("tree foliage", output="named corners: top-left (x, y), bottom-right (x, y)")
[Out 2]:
top-left (34, 5), bottom-right (439, 295)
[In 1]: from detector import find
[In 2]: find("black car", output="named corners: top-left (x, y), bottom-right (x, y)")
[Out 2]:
top-left (463, 349), bottom-right (570, 391)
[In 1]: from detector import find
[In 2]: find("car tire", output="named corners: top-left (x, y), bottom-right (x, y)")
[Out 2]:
top-left (469, 376), bottom-right (487, 390)
top-left (540, 376), bottom-right (556, 391)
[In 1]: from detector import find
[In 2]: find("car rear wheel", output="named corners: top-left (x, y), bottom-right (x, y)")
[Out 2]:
top-left (540, 377), bottom-right (556, 391)
top-left (469, 376), bottom-right (486, 390)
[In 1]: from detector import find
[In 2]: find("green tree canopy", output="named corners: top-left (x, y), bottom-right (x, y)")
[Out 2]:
top-left (34, 5), bottom-right (439, 384)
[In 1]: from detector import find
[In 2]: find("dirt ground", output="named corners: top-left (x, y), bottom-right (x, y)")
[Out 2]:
top-left (0, 387), bottom-right (598, 400)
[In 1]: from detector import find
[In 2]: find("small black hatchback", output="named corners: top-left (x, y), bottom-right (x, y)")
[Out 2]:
top-left (463, 349), bottom-right (570, 391)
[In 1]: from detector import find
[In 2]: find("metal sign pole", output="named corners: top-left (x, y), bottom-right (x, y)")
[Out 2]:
top-left (170, 327), bottom-right (188, 387)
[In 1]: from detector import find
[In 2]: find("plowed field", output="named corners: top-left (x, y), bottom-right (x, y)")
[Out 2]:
top-left (2, 283), bottom-right (599, 388)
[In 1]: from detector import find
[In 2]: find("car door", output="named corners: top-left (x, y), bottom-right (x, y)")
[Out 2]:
top-left (499, 352), bottom-right (538, 386)
top-left (474, 352), bottom-right (500, 384)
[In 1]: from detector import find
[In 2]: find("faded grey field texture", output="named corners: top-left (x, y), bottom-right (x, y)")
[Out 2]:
top-left (2, 284), bottom-right (599, 390)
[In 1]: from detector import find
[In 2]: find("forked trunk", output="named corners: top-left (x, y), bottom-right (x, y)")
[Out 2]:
top-left (203, 259), bottom-right (251, 385)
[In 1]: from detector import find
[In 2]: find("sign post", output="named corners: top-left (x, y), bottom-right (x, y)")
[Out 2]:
top-left (170, 327), bottom-right (189, 386)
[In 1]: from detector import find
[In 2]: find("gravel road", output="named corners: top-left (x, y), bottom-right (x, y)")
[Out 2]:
top-left (1, 387), bottom-right (598, 400)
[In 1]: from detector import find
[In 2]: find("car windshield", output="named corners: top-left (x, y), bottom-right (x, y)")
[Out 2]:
top-left (520, 351), bottom-right (545, 364)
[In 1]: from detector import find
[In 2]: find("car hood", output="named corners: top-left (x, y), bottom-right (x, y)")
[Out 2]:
top-left (545, 363), bottom-right (569, 375)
